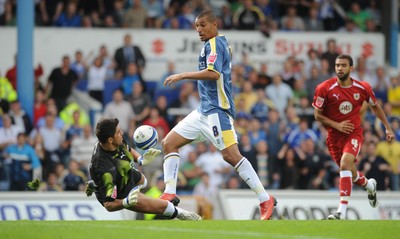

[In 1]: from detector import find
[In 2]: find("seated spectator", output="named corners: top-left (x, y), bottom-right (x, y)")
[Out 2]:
top-left (122, 0), bottom-right (147, 28)
top-left (121, 63), bottom-right (141, 96)
top-left (38, 172), bottom-right (63, 192)
top-left (180, 151), bottom-right (203, 191)
top-left (285, 118), bottom-right (319, 149)
top-left (62, 160), bottom-right (86, 191)
top-left (4, 133), bottom-right (41, 191)
top-left (143, 107), bottom-right (170, 135)
top-left (143, 0), bottom-right (164, 28)
top-left (33, 88), bottom-right (47, 127)
top-left (126, 81), bottom-right (151, 125)
top-left (337, 18), bottom-right (362, 33)
top-left (70, 124), bottom-right (97, 174)
top-left (280, 6), bottom-right (305, 31)
top-left (233, 0), bottom-right (265, 30)
top-left (54, 2), bottom-right (82, 27)
top-left (9, 99), bottom-right (33, 135)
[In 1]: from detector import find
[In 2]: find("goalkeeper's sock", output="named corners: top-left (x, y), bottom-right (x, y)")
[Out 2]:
top-left (163, 152), bottom-right (180, 194)
top-left (235, 157), bottom-right (270, 202)
top-left (162, 201), bottom-right (177, 219)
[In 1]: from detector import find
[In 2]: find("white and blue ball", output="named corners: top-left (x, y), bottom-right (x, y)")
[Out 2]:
top-left (133, 125), bottom-right (158, 150)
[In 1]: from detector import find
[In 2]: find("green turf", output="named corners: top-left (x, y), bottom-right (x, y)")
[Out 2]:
top-left (0, 220), bottom-right (398, 239)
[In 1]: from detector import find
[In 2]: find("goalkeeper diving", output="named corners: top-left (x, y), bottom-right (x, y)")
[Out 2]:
top-left (86, 117), bottom-right (201, 220)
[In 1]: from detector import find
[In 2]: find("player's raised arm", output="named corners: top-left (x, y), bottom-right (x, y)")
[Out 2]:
top-left (164, 69), bottom-right (219, 87)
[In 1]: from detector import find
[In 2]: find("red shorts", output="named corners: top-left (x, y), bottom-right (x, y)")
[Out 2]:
top-left (326, 131), bottom-right (363, 166)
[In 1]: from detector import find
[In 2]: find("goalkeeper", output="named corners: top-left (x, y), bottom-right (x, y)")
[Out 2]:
top-left (86, 117), bottom-right (201, 220)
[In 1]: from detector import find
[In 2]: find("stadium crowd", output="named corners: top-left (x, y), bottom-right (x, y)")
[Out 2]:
top-left (0, 0), bottom-right (399, 213)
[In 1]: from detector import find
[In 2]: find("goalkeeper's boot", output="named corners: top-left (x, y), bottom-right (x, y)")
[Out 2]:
top-left (160, 193), bottom-right (180, 206)
top-left (328, 212), bottom-right (344, 220)
top-left (367, 178), bottom-right (379, 208)
top-left (260, 196), bottom-right (277, 220)
top-left (176, 209), bottom-right (202, 220)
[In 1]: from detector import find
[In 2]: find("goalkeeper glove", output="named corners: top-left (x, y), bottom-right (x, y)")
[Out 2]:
top-left (137, 148), bottom-right (161, 166)
top-left (122, 185), bottom-right (142, 208)
top-left (85, 180), bottom-right (97, 197)
top-left (27, 178), bottom-right (41, 191)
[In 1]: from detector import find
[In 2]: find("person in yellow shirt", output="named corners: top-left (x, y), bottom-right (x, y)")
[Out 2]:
top-left (376, 139), bottom-right (400, 191)
top-left (388, 76), bottom-right (400, 117)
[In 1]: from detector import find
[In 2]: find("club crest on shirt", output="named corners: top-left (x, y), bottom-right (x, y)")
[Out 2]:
top-left (207, 52), bottom-right (217, 66)
top-left (354, 93), bottom-right (360, 100)
top-left (315, 96), bottom-right (325, 108)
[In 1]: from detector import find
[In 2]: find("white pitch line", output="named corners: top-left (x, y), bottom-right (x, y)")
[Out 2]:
top-left (45, 222), bottom-right (342, 239)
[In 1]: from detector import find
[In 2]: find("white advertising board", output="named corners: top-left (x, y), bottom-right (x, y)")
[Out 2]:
top-left (0, 28), bottom-right (384, 82)
top-left (217, 190), bottom-right (400, 220)
top-left (0, 192), bottom-right (198, 221)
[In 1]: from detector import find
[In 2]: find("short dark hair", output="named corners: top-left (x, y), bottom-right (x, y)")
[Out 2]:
top-left (197, 10), bottom-right (217, 23)
top-left (95, 118), bottom-right (119, 143)
top-left (336, 54), bottom-right (353, 67)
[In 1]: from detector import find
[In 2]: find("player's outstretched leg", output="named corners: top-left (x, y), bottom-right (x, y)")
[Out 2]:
top-left (367, 178), bottom-right (378, 208)
top-left (260, 196), bottom-right (277, 220)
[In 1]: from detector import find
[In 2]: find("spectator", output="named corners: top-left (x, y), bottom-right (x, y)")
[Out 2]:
top-left (9, 99), bottom-right (33, 135)
top-left (126, 81), bottom-right (151, 125)
top-left (304, 6), bottom-right (323, 31)
top-left (359, 142), bottom-right (391, 191)
top-left (0, 0), bottom-right (15, 26)
top-left (121, 63), bottom-right (141, 96)
top-left (111, 0), bottom-right (125, 27)
top-left (276, 145), bottom-right (300, 189)
top-left (54, 2), bottom-right (82, 27)
top-left (218, 3), bottom-right (233, 29)
top-left (70, 124), bottom-right (97, 174)
top-left (265, 109), bottom-right (284, 160)
top-left (46, 55), bottom-right (78, 112)
top-left (122, 0), bottom-right (147, 28)
top-left (317, 0), bottom-right (346, 31)
top-left (320, 38), bottom-right (340, 75)
top-left (97, 45), bottom-right (115, 80)
top-left (33, 88), bottom-right (47, 127)
top-left (304, 49), bottom-right (321, 79)
top-left (4, 133), bottom-right (41, 191)
top-left (142, 107), bottom-right (170, 135)
top-left (38, 0), bottom-right (64, 26)
top-left (38, 172), bottom-right (63, 191)
top-left (29, 112), bottom-right (64, 180)
top-left (285, 118), bottom-right (319, 149)
top-left (87, 56), bottom-right (107, 105)
top-left (250, 89), bottom-right (274, 124)
top-left (265, 74), bottom-right (294, 117)
top-left (305, 66), bottom-right (325, 102)
top-left (195, 143), bottom-right (232, 188)
top-left (61, 110), bottom-right (83, 164)
top-left (234, 81), bottom-right (258, 113)
top-left (103, 88), bottom-right (136, 143)
top-left (5, 54), bottom-right (44, 91)
top-left (238, 133), bottom-right (257, 171)
top-left (233, 0), bottom-right (265, 30)
top-left (36, 100), bottom-right (65, 130)
top-left (142, 0), bottom-right (164, 28)
top-left (388, 76), bottom-right (400, 117)
top-left (70, 50), bottom-right (88, 81)
top-left (156, 61), bottom-right (179, 93)
top-left (337, 18), bottom-right (362, 33)
top-left (346, 2), bottom-right (371, 31)
top-left (62, 160), bottom-right (86, 191)
top-left (114, 34), bottom-right (146, 76)
top-left (180, 150), bottom-right (203, 191)
top-left (280, 6), bottom-right (305, 31)
top-left (0, 114), bottom-right (23, 190)
top-left (0, 75), bottom-right (17, 107)
top-left (376, 137), bottom-right (400, 191)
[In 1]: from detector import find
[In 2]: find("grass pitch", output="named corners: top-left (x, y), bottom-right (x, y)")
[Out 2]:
top-left (0, 220), bottom-right (398, 239)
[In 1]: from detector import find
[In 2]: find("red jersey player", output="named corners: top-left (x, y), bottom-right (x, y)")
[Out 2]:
top-left (313, 54), bottom-right (394, 220)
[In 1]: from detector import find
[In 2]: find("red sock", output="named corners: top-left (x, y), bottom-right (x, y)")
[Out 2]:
top-left (353, 171), bottom-right (367, 187)
top-left (339, 171), bottom-right (352, 204)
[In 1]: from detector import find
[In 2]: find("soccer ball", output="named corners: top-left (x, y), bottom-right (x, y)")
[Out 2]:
top-left (133, 125), bottom-right (158, 150)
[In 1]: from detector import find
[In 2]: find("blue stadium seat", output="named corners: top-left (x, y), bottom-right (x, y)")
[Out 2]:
top-left (103, 80), bottom-right (122, 105)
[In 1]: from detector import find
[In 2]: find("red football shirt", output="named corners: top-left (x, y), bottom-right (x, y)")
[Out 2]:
top-left (312, 77), bottom-right (377, 135)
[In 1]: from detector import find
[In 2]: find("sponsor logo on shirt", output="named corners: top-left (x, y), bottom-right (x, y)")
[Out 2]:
top-left (339, 101), bottom-right (353, 114)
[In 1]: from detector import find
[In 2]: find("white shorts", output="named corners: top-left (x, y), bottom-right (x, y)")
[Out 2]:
top-left (172, 109), bottom-right (238, 150)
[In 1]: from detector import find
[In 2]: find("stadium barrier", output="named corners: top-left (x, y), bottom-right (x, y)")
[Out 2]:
top-left (1, 190), bottom-right (399, 220)
top-left (0, 28), bottom-right (385, 82)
